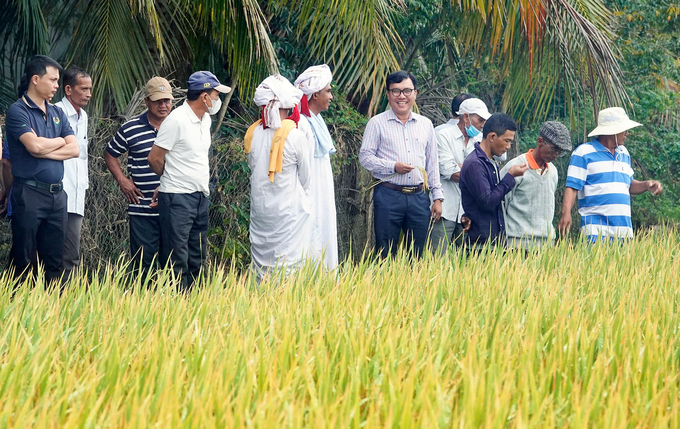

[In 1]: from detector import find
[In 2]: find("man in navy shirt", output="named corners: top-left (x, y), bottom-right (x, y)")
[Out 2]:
top-left (4, 55), bottom-right (80, 285)
top-left (459, 113), bottom-right (527, 249)
top-left (105, 77), bottom-right (174, 277)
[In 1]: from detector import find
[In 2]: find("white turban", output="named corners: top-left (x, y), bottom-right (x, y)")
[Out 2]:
top-left (294, 65), bottom-right (333, 96)
top-left (254, 75), bottom-right (303, 129)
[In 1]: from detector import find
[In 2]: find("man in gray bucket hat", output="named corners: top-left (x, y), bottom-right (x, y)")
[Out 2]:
top-left (500, 121), bottom-right (572, 250)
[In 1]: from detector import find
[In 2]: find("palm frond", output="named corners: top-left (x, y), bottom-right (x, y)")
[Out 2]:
top-left (191, 0), bottom-right (278, 98)
top-left (63, 0), bottom-right (188, 115)
top-left (0, 0), bottom-right (51, 85)
top-left (279, 0), bottom-right (405, 115)
top-left (451, 0), bottom-right (628, 126)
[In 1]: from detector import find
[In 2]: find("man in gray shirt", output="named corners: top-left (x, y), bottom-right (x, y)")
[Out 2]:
top-left (500, 121), bottom-right (571, 250)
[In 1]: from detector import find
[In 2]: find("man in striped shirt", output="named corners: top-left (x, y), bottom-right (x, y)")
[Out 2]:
top-left (558, 107), bottom-right (663, 242)
top-left (105, 77), bottom-right (174, 274)
top-left (359, 70), bottom-right (443, 257)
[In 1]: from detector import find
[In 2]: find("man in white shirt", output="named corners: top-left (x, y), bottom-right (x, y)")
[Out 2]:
top-left (429, 97), bottom-right (490, 254)
top-left (55, 66), bottom-right (92, 275)
top-left (148, 71), bottom-right (231, 291)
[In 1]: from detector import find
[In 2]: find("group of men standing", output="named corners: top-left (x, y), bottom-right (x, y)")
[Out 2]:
top-left (1, 55), bottom-right (236, 290)
top-left (0, 55), bottom-right (341, 287)
top-left (359, 70), bottom-right (664, 258)
top-left (0, 56), bottom-right (666, 286)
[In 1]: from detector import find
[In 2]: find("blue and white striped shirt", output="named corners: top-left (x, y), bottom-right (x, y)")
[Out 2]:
top-left (359, 109), bottom-right (443, 200)
top-left (106, 113), bottom-right (161, 216)
top-left (565, 139), bottom-right (634, 241)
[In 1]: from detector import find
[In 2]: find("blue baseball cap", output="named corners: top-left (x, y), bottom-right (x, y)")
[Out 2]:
top-left (187, 71), bottom-right (231, 93)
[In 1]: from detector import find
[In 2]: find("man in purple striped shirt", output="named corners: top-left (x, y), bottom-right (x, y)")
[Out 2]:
top-left (359, 71), bottom-right (443, 257)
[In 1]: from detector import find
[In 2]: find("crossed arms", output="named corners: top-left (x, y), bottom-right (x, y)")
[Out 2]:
top-left (19, 131), bottom-right (79, 160)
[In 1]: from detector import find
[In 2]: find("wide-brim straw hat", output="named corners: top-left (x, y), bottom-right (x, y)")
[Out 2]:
top-left (588, 107), bottom-right (642, 137)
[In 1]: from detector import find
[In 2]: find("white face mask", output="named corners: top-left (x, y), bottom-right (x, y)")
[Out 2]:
top-left (205, 96), bottom-right (222, 115)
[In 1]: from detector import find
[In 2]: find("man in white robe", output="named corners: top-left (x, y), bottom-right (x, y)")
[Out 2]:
top-left (294, 64), bottom-right (339, 270)
top-left (246, 75), bottom-right (313, 281)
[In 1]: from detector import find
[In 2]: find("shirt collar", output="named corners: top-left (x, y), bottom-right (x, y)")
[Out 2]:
top-left (591, 137), bottom-right (626, 155)
top-left (386, 108), bottom-right (415, 123)
top-left (139, 111), bottom-right (152, 127)
top-left (182, 100), bottom-right (204, 123)
top-left (450, 123), bottom-right (464, 140)
top-left (58, 96), bottom-right (79, 119)
top-left (526, 149), bottom-right (548, 170)
top-left (473, 142), bottom-right (497, 165)
top-left (21, 92), bottom-right (44, 111)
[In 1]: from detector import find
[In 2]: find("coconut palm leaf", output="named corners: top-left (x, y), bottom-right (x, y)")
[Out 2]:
top-left (0, 0), bottom-right (50, 86)
top-left (278, 0), bottom-right (405, 114)
top-left (190, 0), bottom-right (278, 98)
top-left (62, 0), bottom-right (189, 115)
top-left (449, 0), bottom-right (628, 125)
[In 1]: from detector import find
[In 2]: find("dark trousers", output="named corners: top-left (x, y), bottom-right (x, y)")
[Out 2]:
top-left (373, 185), bottom-right (431, 258)
top-left (63, 213), bottom-right (83, 273)
top-left (129, 214), bottom-right (161, 278)
top-left (158, 192), bottom-right (208, 291)
top-left (9, 182), bottom-right (67, 284)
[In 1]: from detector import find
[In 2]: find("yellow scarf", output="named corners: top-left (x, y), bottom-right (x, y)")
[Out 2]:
top-left (244, 119), bottom-right (297, 182)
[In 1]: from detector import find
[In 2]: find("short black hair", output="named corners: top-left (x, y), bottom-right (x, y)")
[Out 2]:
top-left (19, 55), bottom-right (63, 96)
top-left (186, 88), bottom-right (214, 101)
top-left (451, 93), bottom-right (473, 117)
top-left (482, 113), bottom-right (518, 139)
top-left (63, 66), bottom-right (90, 89)
top-left (386, 71), bottom-right (417, 91)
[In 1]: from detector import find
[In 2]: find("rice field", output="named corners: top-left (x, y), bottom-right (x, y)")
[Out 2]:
top-left (1, 230), bottom-right (680, 428)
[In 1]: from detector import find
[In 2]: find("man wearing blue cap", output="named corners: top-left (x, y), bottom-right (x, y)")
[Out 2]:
top-left (148, 71), bottom-right (231, 291)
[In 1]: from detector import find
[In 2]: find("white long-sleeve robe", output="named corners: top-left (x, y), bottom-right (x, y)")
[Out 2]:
top-left (298, 116), bottom-right (339, 270)
top-left (248, 124), bottom-right (313, 281)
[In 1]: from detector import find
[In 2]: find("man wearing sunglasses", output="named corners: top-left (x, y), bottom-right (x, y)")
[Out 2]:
top-left (501, 121), bottom-right (572, 250)
top-left (359, 70), bottom-right (443, 258)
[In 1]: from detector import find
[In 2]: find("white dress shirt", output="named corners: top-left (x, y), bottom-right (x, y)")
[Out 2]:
top-left (434, 118), bottom-right (459, 133)
top-left (435, 124), bottom-right (480, 222)
top-left (55, 97), bottom-right (88, 216)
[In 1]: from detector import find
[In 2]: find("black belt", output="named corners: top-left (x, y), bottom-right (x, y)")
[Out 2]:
top-left (379, 182), bottom-right (423, 194)
top-left (15, 177), bottom-right (63, 193)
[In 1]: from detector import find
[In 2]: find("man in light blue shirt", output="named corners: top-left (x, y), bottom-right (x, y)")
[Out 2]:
top-left (559, 107), bottom-right (663, 241)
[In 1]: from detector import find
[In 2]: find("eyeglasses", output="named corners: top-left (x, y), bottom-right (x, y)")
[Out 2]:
top-left (388, 88), bottom-right (415, 97)
top-left (546, 144), bottom-right (565, 156)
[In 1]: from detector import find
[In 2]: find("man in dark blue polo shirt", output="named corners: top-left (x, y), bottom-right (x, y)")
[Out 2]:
top-left (459, 113), bottom-right (527, 249)
top-left (4, 55), bottom-right (80, 284)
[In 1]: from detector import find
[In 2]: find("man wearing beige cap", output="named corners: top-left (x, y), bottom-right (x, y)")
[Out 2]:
top-left (105, 76), bottom-right (174, 276)
top-left (558, 107), bottom-right (663, 242)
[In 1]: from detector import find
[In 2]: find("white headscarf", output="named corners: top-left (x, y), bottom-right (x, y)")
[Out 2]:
top-left (254, 75), bottom-right (303, 129)
top-left (294, 65), bottom-right (332, 96)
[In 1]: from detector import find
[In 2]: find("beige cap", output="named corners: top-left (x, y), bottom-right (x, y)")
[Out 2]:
top-left (145, 77), bottom-right (174, 101)
top-left (588, 107), bottom-right (642, 137)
